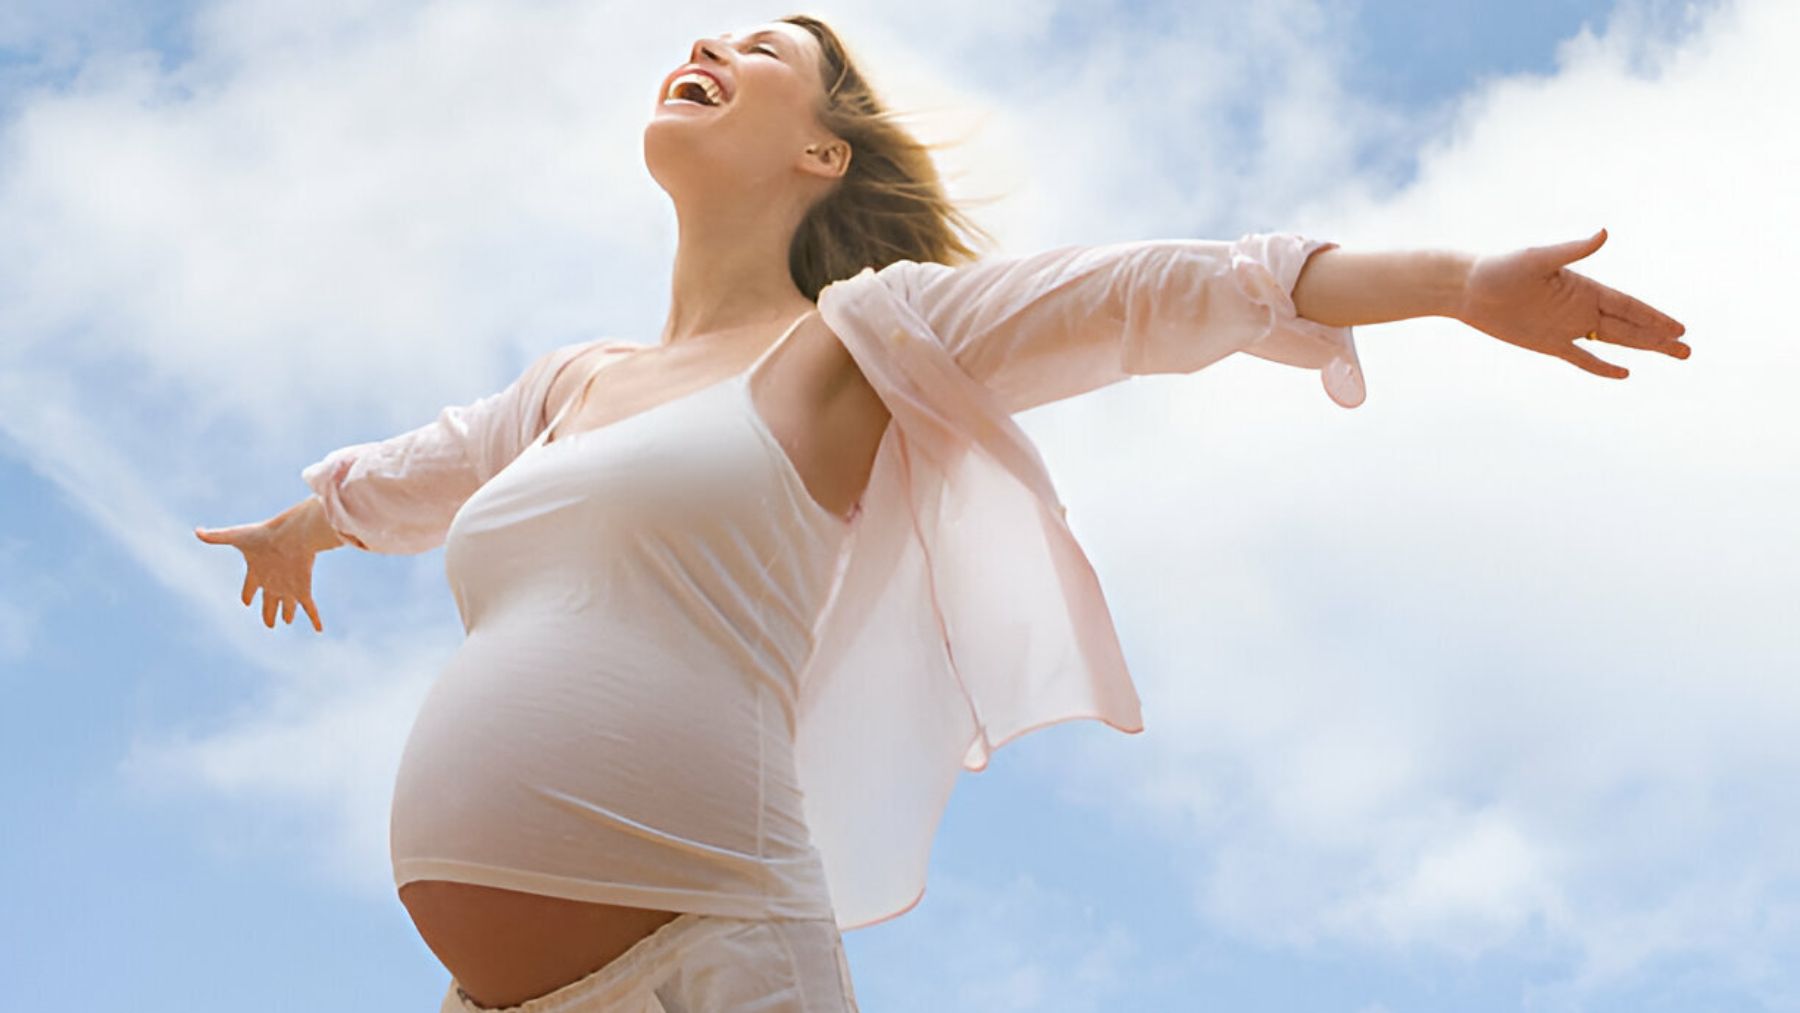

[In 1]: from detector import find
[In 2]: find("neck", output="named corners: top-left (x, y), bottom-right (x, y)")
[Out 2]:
top-left (661, 192), bottom-right (815, 348)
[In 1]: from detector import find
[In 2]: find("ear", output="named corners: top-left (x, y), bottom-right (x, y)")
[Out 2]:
top-left (800, 139), bottom-right (851, 181)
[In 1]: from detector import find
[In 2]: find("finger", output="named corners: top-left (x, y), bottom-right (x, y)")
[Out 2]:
top-left (282, 598), bottom-right (296, 625)
top-left (1597, 285), bottom-right (1689, 354)
top-left (263, 589), bottom-right (277, 628)
top-left (1561, 342), bottom-right (1629, 379)
top-left (301, 596), bottom-right (322, 634)
top-left (1592, 317), bottom-right (1691, 360)
top-left (242, 571), bottom-right (256, 606)
top-left (1539, 227), bottom-right (1607, 268)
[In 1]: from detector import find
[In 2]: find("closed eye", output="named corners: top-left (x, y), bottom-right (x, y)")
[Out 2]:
top-left (754, 43), bottom-right (779, 57)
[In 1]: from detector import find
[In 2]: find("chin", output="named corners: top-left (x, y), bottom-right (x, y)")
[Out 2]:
top-left (642, 122), bottom-right (693, 184)
top-left (643, 121), bottom-right (734, 192)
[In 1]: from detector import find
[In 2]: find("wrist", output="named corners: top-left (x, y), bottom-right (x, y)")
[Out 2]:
top-left (281, 495), bottom-right (350, 553)
top-left (1438, 250), bottom-right (1477, 322)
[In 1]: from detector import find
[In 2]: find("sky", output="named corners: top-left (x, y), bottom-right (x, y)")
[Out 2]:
top-left (1, 0), bottom-right (1795, 1010)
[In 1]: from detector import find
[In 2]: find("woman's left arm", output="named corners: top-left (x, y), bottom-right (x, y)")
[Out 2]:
top-left (884, 233), bottom-right (1369, 413)
top-left (1291, 227), bottom-right (1690, 378)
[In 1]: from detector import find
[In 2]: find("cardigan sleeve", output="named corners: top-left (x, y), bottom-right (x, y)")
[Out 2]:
top-left (892, 232), bottom-right (1365, 414)
top-left (299, 339), bottom-right (598, 554)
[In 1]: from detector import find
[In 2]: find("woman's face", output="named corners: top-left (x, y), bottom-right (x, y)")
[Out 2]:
top-left (643, 22), bottom-right (838, 203)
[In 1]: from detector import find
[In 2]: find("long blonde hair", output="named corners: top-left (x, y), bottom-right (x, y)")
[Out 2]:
top-left (780, 14), bottom-right (996, 301)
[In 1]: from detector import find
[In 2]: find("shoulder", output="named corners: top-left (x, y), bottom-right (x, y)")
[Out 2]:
top-left (819, 259), bottom-right (943, 303)
top-left (536, 338), bottom-right (639, 430)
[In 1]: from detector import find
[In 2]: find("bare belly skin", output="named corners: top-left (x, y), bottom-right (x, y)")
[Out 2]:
top-left (399, 880), bottom-right (682, 1008)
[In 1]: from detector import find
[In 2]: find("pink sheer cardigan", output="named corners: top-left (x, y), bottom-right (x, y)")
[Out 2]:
top-left (301, 232), bottom-right (1364, 932)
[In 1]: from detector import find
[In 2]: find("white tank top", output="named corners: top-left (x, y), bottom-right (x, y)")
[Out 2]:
top-left (389, 311), bottom-right (852, 920)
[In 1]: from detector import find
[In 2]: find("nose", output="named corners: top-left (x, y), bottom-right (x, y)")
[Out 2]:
top-left (689, 37), bottom-right (725, 67)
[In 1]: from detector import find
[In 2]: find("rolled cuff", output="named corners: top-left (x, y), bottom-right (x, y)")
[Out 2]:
top-left (1229, 234), bottom-right (1366, 409)
top-left (300, 448), bottom-right (376, 552)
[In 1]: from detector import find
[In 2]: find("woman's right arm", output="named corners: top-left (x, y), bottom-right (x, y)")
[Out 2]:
top-left (299, 338), bottom-right (602, 555)
top-left (195, 338), bottom-right (605, 631)
top-left (195, 494), bottom-right (354, 630)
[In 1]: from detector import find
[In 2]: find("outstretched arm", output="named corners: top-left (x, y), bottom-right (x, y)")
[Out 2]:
top-left (1291, 228), bottom-right (1690, 377)
top-left (1288, 246), bottom-right (1471, 328)
top-left (887, 232), bottom-right (1366, 414)
top-left (194, 339), bottom-right (606, 631)
top-left (299, 338), bottom-right (601, 554)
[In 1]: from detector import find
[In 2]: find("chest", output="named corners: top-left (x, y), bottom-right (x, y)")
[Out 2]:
top-left (546, 315), bottom-right (891, 522)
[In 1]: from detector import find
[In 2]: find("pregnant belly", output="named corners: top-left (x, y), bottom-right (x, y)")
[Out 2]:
top-left (391, 621), bottom-right (778, 874)
top-left (389, 619), bottom-right (823, 917)
top-left (400, 879), bottom-right (681, 1007)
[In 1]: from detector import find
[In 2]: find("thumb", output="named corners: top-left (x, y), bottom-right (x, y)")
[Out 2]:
top-left (1541, 227), bottom-right (1607, 267)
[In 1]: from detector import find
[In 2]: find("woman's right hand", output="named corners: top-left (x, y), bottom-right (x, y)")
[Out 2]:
top-left (195, 497), bottom-right (340, 632)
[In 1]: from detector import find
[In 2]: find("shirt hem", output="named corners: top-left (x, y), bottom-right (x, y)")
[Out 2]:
top-left (393, 856), bottom-right (837, 922)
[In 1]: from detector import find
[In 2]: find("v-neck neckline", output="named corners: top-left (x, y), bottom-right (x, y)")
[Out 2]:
top-left (537, 309), bottom-right (815, 451)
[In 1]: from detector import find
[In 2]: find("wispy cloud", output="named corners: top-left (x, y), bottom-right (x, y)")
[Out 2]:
top-left (1032, 0), bottom-right (1799, 1001)
top-left (118, 635), bottom-right (448, 893)
top-left (0, 600), bottom-right (30, 661)
top-left (0, 535), bottom-right (40, 663)
top-left (846, 868), bottom-right (1141, 1012)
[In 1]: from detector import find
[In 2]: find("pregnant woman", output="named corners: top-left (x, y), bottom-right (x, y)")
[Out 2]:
top-left (194, 13), bottom-right (1688, 1013)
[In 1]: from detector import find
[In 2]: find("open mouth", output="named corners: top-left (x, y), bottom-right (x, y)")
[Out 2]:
top-left (664, 71), bottom-right (726, 108)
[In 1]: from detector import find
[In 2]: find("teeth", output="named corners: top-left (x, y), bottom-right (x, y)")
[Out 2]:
top-left (666, 71), bottom-right (724, 106)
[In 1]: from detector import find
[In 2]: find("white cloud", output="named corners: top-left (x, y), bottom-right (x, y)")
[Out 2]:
top-left (1029, 0), bottom-right (1800, 1000)
top-left (825, 0), bottom-right (1396, 250)
top-left (1316, 804), bottom-right (1566, 958)
top-left (117, 633), bottom-right (449, 894)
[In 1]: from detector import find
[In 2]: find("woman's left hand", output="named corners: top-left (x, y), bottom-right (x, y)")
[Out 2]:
top-left (1454, 228), bottom-right (1689, 379)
